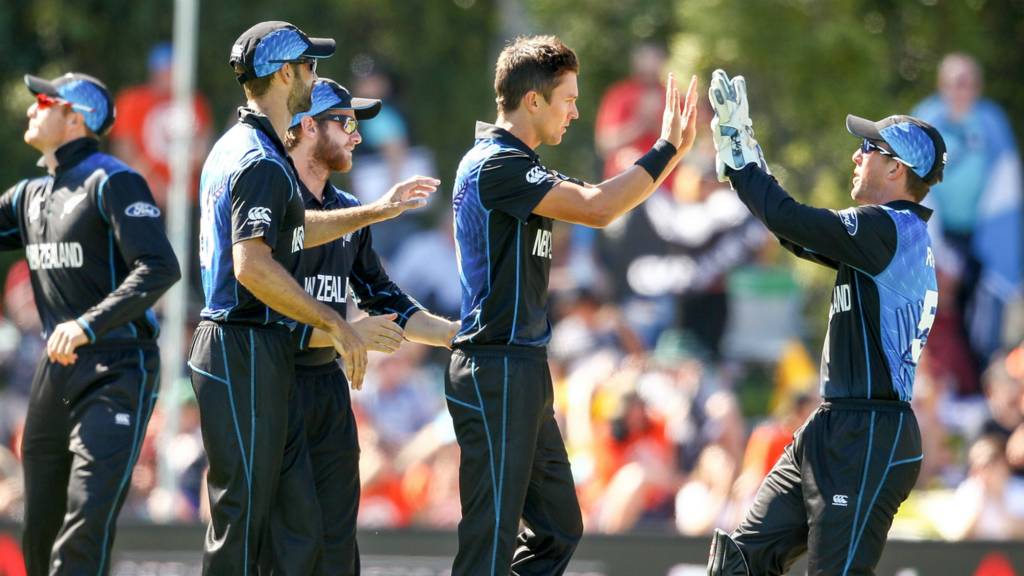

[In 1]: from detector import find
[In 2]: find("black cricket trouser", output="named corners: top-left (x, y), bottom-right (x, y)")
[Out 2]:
top-left (189, 321), bottom-right (314, 575)
top-left (446, 345), bottom-right (583, 576)
top-left (732, 399), bottom-right (922, 576)
top-left (21, 343), bottom-right (159, 576)
top-left (267, 362), bottom-right (356, 576)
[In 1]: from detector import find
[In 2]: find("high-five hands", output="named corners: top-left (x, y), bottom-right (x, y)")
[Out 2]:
top-left (708, 69), bottom-right (770, 181)
top-left (661, 73), bottom-right (700, 157)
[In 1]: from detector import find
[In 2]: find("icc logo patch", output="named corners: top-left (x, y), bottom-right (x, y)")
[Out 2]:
top-left (836, 208), bottom-right (858, 236)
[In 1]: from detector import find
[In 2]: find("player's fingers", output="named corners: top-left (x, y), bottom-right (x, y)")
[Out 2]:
top-left (733, 75), bottom-right (747, 105)
top-left (403, 176), bottom-right (441, 190)
top-left (664, 72), bottom-right (674, 109)
top-left (683, 75), bottom-right (698, 117)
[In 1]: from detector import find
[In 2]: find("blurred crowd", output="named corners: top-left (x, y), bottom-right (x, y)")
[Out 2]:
top-left (0, 45), bottom-right (1021, 543)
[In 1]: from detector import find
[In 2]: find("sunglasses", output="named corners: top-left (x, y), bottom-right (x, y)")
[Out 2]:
top-left (35, 93), bottom-right (94, 113)
top-left (269, 56), bottom-right (317, 74)
top-left (861, 139), bottom-right (915, 169)
top-left (320, 113), bottom-right (358, 134)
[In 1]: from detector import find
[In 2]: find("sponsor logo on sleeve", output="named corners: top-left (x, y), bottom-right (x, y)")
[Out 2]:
top-left (247, 206), bottom-right (272, 227)
top-left (124, 201), bottom-right (162, 218)
top-left (835, 208), bottom-right (859, 236)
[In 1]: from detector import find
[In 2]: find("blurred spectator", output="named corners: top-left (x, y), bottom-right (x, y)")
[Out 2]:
top-left (674, 444), bottom-right (737, 536)
top-left (913, 53), bottom-right (1023, 388)
top-left (549, 288), bottom-right (644, 371)
top-left (939, 435), bottom-right (1024, 540)
top-left (594, 42), bottom-right (671, 187)
top-left (388, 215), bottom-right (462, 318)
top-left (110, 42), bottom-right (213, 209)
top-left (355, 344), bottom-right (444, 452)
top-left (349, 62), bottom-right (436, 259)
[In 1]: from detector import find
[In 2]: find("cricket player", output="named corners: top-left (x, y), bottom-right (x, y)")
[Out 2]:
top-left (0, 72), bottom-right (180, 575)
top-left (190, 20), bottom-right (436, 574)
top-left (447, 35), bottom-right (698, 575)
top-left (704, 70), bottom-right (945, 576)
top-left (266, 77), bottom-right (458, 575)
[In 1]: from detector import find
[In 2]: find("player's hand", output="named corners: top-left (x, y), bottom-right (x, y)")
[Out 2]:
top-left (352, 313), bottom-right (404, 354)
top-left (376, 176), bottom-right (440, 216)
top-left (47, 320), bottom-right (89, 366)
top-left (328, 320), bottom-right (368, 391)
top-left (708, 69), bottom-right (770, 181)
top-left (659, 74), bottom-right (699, 157)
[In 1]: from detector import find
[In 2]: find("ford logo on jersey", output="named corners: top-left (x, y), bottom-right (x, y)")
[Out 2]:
top-left (124, 201), bottom-right (162, 218)
top-left (836, 208), bottom-right (859, 236)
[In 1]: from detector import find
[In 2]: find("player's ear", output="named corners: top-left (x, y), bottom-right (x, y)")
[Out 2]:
top-left (523, 90), bottom-right (540, 112)
top-left (301, 115), bottom-right (317, 135)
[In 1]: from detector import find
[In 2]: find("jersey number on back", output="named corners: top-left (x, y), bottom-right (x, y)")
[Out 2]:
top-left (911, 289), bottom-right (938, 364)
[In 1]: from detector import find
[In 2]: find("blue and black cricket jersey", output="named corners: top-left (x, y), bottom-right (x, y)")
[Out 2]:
top-left (292, 181), bottom-right (422, 366)
top-left (198, 108), bottom-right (306, 326)
top-left (729, 165), bottom-right (938, 402)
top-left (0, 137), bottom-right (180, 343)
top-left (452, 122), bottom-right (582, 347)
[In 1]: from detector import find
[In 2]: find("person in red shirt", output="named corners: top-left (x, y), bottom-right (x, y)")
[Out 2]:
top-left (110, 43), bottom-right (212, 208)
top-left (594, 42), bottom-right (675, 191)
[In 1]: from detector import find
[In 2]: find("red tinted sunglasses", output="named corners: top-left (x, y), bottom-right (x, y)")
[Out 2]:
top-left (35, 93), bottom-right (93, 113)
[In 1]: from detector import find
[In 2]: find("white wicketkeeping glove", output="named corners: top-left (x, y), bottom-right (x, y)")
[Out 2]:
top-left (708, 69), bottom-right (770, 182)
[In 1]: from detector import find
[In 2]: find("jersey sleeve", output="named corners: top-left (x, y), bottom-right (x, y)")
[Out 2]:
top-left (0, 180), bottom-right (26, 250)
top-left (230, 160), bottom-right (293, 247)
top-left (478, 150), bottom-right (559, 221)
top-left (77, 171), bottom-right (181, 340)
top-left (728, 164), bottom-right (897, 275)
top-left (349, 226), bottom-right (423, 328)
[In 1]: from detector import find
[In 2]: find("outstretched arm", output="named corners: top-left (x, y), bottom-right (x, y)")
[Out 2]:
top-left (303, 176), bottom-right (439, 247)
top-left (532, 74), bottom-right (700, 228)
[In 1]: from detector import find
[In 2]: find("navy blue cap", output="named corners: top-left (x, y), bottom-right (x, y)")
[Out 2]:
top-left (25, 73), bottom-right (115, 135)
top-left (847, 114), bottom-right (947, 185)
top-left (229, 21), bottom-right (335, 84)
top-left (290, 78), bottom-right (381, 129)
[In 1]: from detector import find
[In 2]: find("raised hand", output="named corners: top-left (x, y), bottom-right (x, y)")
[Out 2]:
top-left (660, 74), bottom-right (700, 157)
top-left (377, 175), bottom-right (440, 214)
top-left (708, 69), bottom-right (769, 181)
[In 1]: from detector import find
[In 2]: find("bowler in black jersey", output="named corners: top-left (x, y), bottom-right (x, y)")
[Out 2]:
top-left (447, 35), bottom-right (698, 575)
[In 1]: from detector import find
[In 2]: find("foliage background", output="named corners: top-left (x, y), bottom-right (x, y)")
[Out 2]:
top-left (0, 0), bottom-right (1021, 343)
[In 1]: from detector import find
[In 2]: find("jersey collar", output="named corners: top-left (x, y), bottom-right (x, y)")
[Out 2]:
top-left (297, 178), bottom-right (342, 209)
top-left (52, 137), bottom-right (99, 175)
top-left (885, 200), bottom-right (932, 222)
top-left (475, 121), bottom-right (538, 160)
top-left (237, 107), bottom-right (289, 157)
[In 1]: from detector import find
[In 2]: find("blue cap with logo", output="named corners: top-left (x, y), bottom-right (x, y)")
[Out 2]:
top-left (229, 21), bottom-right (335, 84)
top-left (846, 114), bottom-right (947, 185)
top-left (24, 72), bottom-right (115, 135)
top-left (289, 78), bottom-right (382, 129)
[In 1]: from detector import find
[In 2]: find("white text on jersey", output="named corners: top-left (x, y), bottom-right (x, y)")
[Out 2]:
top-left (533, 229), bottom-right (553, 259)
top-left (831, 283), bottom-right (851, 315)
top-left (26, 242), bottom-right (84, 270)
top-left (304, 274), bottom-right (348, 304)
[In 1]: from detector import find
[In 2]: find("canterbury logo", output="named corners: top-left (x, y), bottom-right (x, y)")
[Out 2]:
top-left (526, 166), bottom-right (549, 185)
top-left (832, 494), bottom-right (849, 507)
top-left (124, 202), bottom-right (161, 218)
top-left (247, 206), bottom-right (272, 226)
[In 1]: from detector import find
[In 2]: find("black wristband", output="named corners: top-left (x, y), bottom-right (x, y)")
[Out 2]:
top-left (634, 139), bottom-right (677, 180)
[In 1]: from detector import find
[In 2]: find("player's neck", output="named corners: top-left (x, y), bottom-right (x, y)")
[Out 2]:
top-left (247, 95), bottom-right (292, 144)
top-left (495, 112), bottom-right (541, 150)
top-left (293, 149), bottom-right (329, 202)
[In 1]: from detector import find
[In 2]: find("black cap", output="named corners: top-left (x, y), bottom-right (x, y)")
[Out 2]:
top-left (846, 114), bottom-right (947, 185)
top-left (229, 21), bottom-right (335, 84)
top-left (25, 72), bottom-right (115, 135)
top-left (290, 78), bottom-right (382, 128)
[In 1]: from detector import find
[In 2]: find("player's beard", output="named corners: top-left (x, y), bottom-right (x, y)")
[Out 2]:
top-left (287, 72), bottom-right (313, 116)
top-left (313, 129), bottom-right (351, 173)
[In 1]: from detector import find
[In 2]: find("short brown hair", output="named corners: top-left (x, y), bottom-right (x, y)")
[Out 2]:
top-left (233, 62), bottom-right (298, 99)
top-left (283, 113), bottom-right (329, 151)
top-left (494, 35), bottom-right (579, 114)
